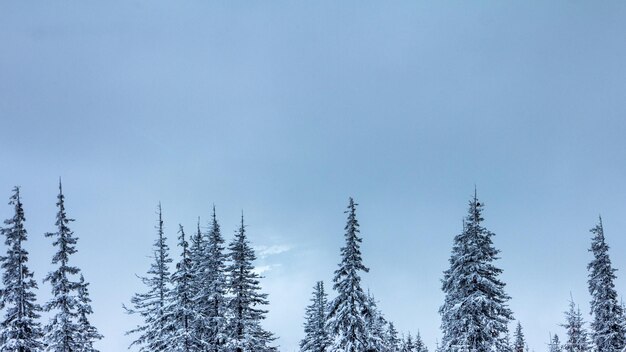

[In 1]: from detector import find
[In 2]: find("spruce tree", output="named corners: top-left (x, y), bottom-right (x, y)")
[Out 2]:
top-left (326, 198), bottom-right (370, 352)
top-left (163, 225), bottom-right (197, 352)
top-left (514, 322), bottom-right (526, 352)
top-left (75, 275), bottom-right (102, 352)
top-left (439, 191), bottom-right (513, 352)
top-left (300, 281), bottom-right (331, 352)
top-left (414, 331), bottom-right (428, 352)
top-left (197, 206), bottom-right (228, 352)
top-left (548, 335), bottom-right (563, 352)
top-left (401, 333), bottom-right (415, 352)
top-left (587, 217), bottom-right (625, 352)
top-left (187, 217), bottom-right (205, 347)
top-left (386, 323), bottom-right (401, 352)
top-left (561, 296), bottom-right (589, 352)
top-left (42, 181), bottom-right (83, 352)
top-left (0, 187), bottom-right (44, 351)
top-left (125, 203), bottom-right (173, 351)
top-left (225, 215), bottom-right (276, 352)
top-left (364, 293), bottom-right (388, 352)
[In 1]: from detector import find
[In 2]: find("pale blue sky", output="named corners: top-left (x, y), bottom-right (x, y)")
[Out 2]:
top-left (1, 1), bottom-right (626, 351)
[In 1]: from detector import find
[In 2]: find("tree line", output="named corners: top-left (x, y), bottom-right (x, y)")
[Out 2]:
top-left (300, 193), bottom-right (625, 352)
top-left (0, 184), bottom-right (623, 352)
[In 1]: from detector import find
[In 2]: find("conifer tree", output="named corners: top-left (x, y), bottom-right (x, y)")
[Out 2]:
top-left (401, 333), bottom-right (415, 352)
top-left (75, 275), bottom-right (102, 352)
top-left (0, 187), bottom-right (44, 351)
top-left (187, 217), bottom-right (205, 345)
top-left (548, 335), bottom-right (563, 352)
top-left (364, 292), bottom-right (388, 352)
top-left (439, 191), bottom-right (513, 352)
top-left (42, 181), bottom-right (83, 352)
top-left (414, 331), bottom-right (428, 352)
top-left (225, 215), bottom-right (276, 352)
top-left (514, 322), bottom-right (526, 352)
top-left (326, 198), bottom-right (370, 352)
top-left (197, 206), bottom-right (228, 352)
top-left (385, 323), bottom-right (401, 352)
top-left (300, 281), bottom-right (331, 352)
top-left (125, 203), bottom-right (173, 351)
top-left (587, 217), bottom-right (625, 352)
top-left (561, 297), bottom-right (589, 352)
top-left (164, 225), bottom-right (197, 352)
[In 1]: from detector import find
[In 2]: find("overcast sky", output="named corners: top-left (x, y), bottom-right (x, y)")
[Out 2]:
top-left (1, 1), bottom-right (626, 351)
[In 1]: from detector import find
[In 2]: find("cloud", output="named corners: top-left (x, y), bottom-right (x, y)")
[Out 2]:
top-left (254, 244), bottom-right (292, 259)
top-left (253, 264), bottom-right (282, 276)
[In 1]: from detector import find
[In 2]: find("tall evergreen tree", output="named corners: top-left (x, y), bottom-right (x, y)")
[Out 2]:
top-left (125, 203), bottom-right (173, 351)
top-left (163, 225), bottom-right (197, 352)
top-left (225, 215), bottom-right (276, 352)
top-left (401, 333), bottom-right (415, 352)
top-left (364, 292), bottom-right (388, 352)
top-left (514, 322), bottom-right (526, 352)
top-left (326, 198), bottom-right (370, 352)
top-left (561, 296), bottom-right (589, 352)
top-left (196, 206), bottom-right (228, 352)
top-left (414, 331), bottom-right (428, 352)
top-left (385, 323), bottom-right (401, 352)
top-left (548, 335), bottom-right (563, 352)
top-left (42, 181), bottom-right (82, 352)
top-left (587, 217), bottom-right (625, 352)
top-left (187, 217), bottom-right (205, 345)
top-left (0, 187), bottom-right (44, 351)
top-left (75, 275), bottom-right (102, 352)
top-left (439, 191), bottom-right (513, 352)
top-left (300, 281), bottom-right (331, 352)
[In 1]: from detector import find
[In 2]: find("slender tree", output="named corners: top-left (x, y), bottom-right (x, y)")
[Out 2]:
top-left (364, 292), bottom-right (388, 352)
top-left (385, 323), bottom-right (401, 352)
top-left (401, 333), bottom-right (415, 352)
top-left (561, 296), bottom-right (589, 352)
top-left (125, 203), bottom-right (173, 351)
top-left (42, 181), bottom-right (82, 352)
top-left (225, 215), bottom-right (276, 352)
top-left (196, 206), bottom-right (228, 352)
top-left (164, 225), bottom-right (197, 352)
top-left (75, 275), bottom-right (102, 352)
top-left (300, 281), bottom-right (331, 352)
top-left (326, 198), bottom-right (370, 352)
top-left (587, 217), bottom-right (625, 352)
top-left (514, 322), bottom-right (526, 352)
top-left (414, 331), bottom-right (428, 352)
top-left (0, 187), bottom-right (44, 351)
top-left (548, 335), bottom-right (563, 352)
top-left (439, 191), bottom-right (513, 352)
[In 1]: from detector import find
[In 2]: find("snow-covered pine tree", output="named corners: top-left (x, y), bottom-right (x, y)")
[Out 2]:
top-left (163, 225), bottom-right (197, 352)
top-left (326, 198), bottom-right (370, 352)
top-left (0, 186), bottom-right (44, 351)
top-left (42, 181), bottom-right (85, 351)
top-left (364, 292), bottom-right (388, 352)
top-left (125, 203), bottom-right (173, 352)
top-left (187, 217), bottom-right (205, 347)
top-left (514, 322), bottom-right (526, 352)
top-left (439, 191), bottom-right (513, 352)
top-left (587, 217), bottom-right (625, 352)
top-left (561, 297), bottom-right (589, 352)
top-left (401, 333), bottom-right (415, 352)
top-left (414, 331), bottom-right (428, 352)
top-left (548, 335), bottom-right (563, 352)
top-left (300, 281), bottom-right (331, 352)
top-left (385, 323), bottom-right (401, 352)
top-left (197, 206), bottom-right (228, 352)
top-left (76, 275), bottom-right (102, 352)
top-left (225, 215), bottom-right (277, 352)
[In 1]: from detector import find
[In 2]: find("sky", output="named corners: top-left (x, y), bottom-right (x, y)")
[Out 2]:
top-left (1, 1), bottom-right (626, 351)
